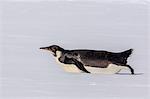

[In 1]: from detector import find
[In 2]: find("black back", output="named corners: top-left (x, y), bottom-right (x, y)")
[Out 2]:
top-left (67, 49), bottom-right (133, 67)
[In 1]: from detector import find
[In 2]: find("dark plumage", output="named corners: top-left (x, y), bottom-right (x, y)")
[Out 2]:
top-left (40, 45), bottom-right (134, 74)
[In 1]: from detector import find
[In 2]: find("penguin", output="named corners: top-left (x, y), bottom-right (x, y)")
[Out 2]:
top-left (40, 45), bottom-right (134, 74)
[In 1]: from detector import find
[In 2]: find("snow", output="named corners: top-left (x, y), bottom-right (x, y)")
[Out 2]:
top-left (1, 1), bottom-right (150, 99)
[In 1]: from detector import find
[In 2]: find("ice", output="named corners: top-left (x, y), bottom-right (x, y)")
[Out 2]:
top-left (1, 1), bottom-right (149, 99)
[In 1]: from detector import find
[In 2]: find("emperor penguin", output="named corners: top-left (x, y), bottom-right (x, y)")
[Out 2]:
top-left (40, 45), bottom-right (134, 74)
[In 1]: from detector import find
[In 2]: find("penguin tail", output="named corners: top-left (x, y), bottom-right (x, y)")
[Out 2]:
top-left (120, 49), bottom-right (133, 59)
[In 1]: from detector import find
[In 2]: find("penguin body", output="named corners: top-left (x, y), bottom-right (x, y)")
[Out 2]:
top-left (40, 45), bottom-right (134, 74)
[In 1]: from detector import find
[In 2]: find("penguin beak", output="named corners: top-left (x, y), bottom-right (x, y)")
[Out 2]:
top-left (40, 47), bottom-right (49, 51)
top-left (40, 47), bottom-right (56, 56)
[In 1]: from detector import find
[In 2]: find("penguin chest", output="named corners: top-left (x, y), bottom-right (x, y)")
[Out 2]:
top-left (56, 58), bottom-right (81, 73)
top-left (55, 51), bottom-right (81, 73)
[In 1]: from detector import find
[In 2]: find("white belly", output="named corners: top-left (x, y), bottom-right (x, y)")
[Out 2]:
top-left (85, 64), bottom-right (128, 74)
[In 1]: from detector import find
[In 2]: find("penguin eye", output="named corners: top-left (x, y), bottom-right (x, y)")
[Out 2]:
top-left (51, 47), bottom-right (58, 52)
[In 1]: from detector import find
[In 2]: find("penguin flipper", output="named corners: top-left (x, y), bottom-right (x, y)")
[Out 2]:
top-left (71, 58), bottom-right (90, 73)
top-left (60, 53), bottom-right (90, 73)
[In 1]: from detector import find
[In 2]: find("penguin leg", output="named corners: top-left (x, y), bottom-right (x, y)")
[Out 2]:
top-left (71, 58), bottom-right (90, 73)
top-left (125, 65), bottom-right (134, 74)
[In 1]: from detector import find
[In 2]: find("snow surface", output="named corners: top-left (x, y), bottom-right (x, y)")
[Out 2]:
top-left (1, 1), bottom-right (150, 99)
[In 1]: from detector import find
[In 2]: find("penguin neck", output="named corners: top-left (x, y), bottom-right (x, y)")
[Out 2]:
top-left (55, 51), bottom-right (62, 58)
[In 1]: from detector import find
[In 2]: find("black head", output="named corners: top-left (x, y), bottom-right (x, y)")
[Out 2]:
top-left (40, 45), bottom-right (64, 56)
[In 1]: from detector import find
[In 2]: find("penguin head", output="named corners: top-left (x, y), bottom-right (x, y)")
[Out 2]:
top-left (40, 45), bottom-right (64, 57)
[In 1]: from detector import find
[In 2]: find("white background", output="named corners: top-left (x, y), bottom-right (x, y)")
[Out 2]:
top-left (1, 0), bottom-right (150, 99)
